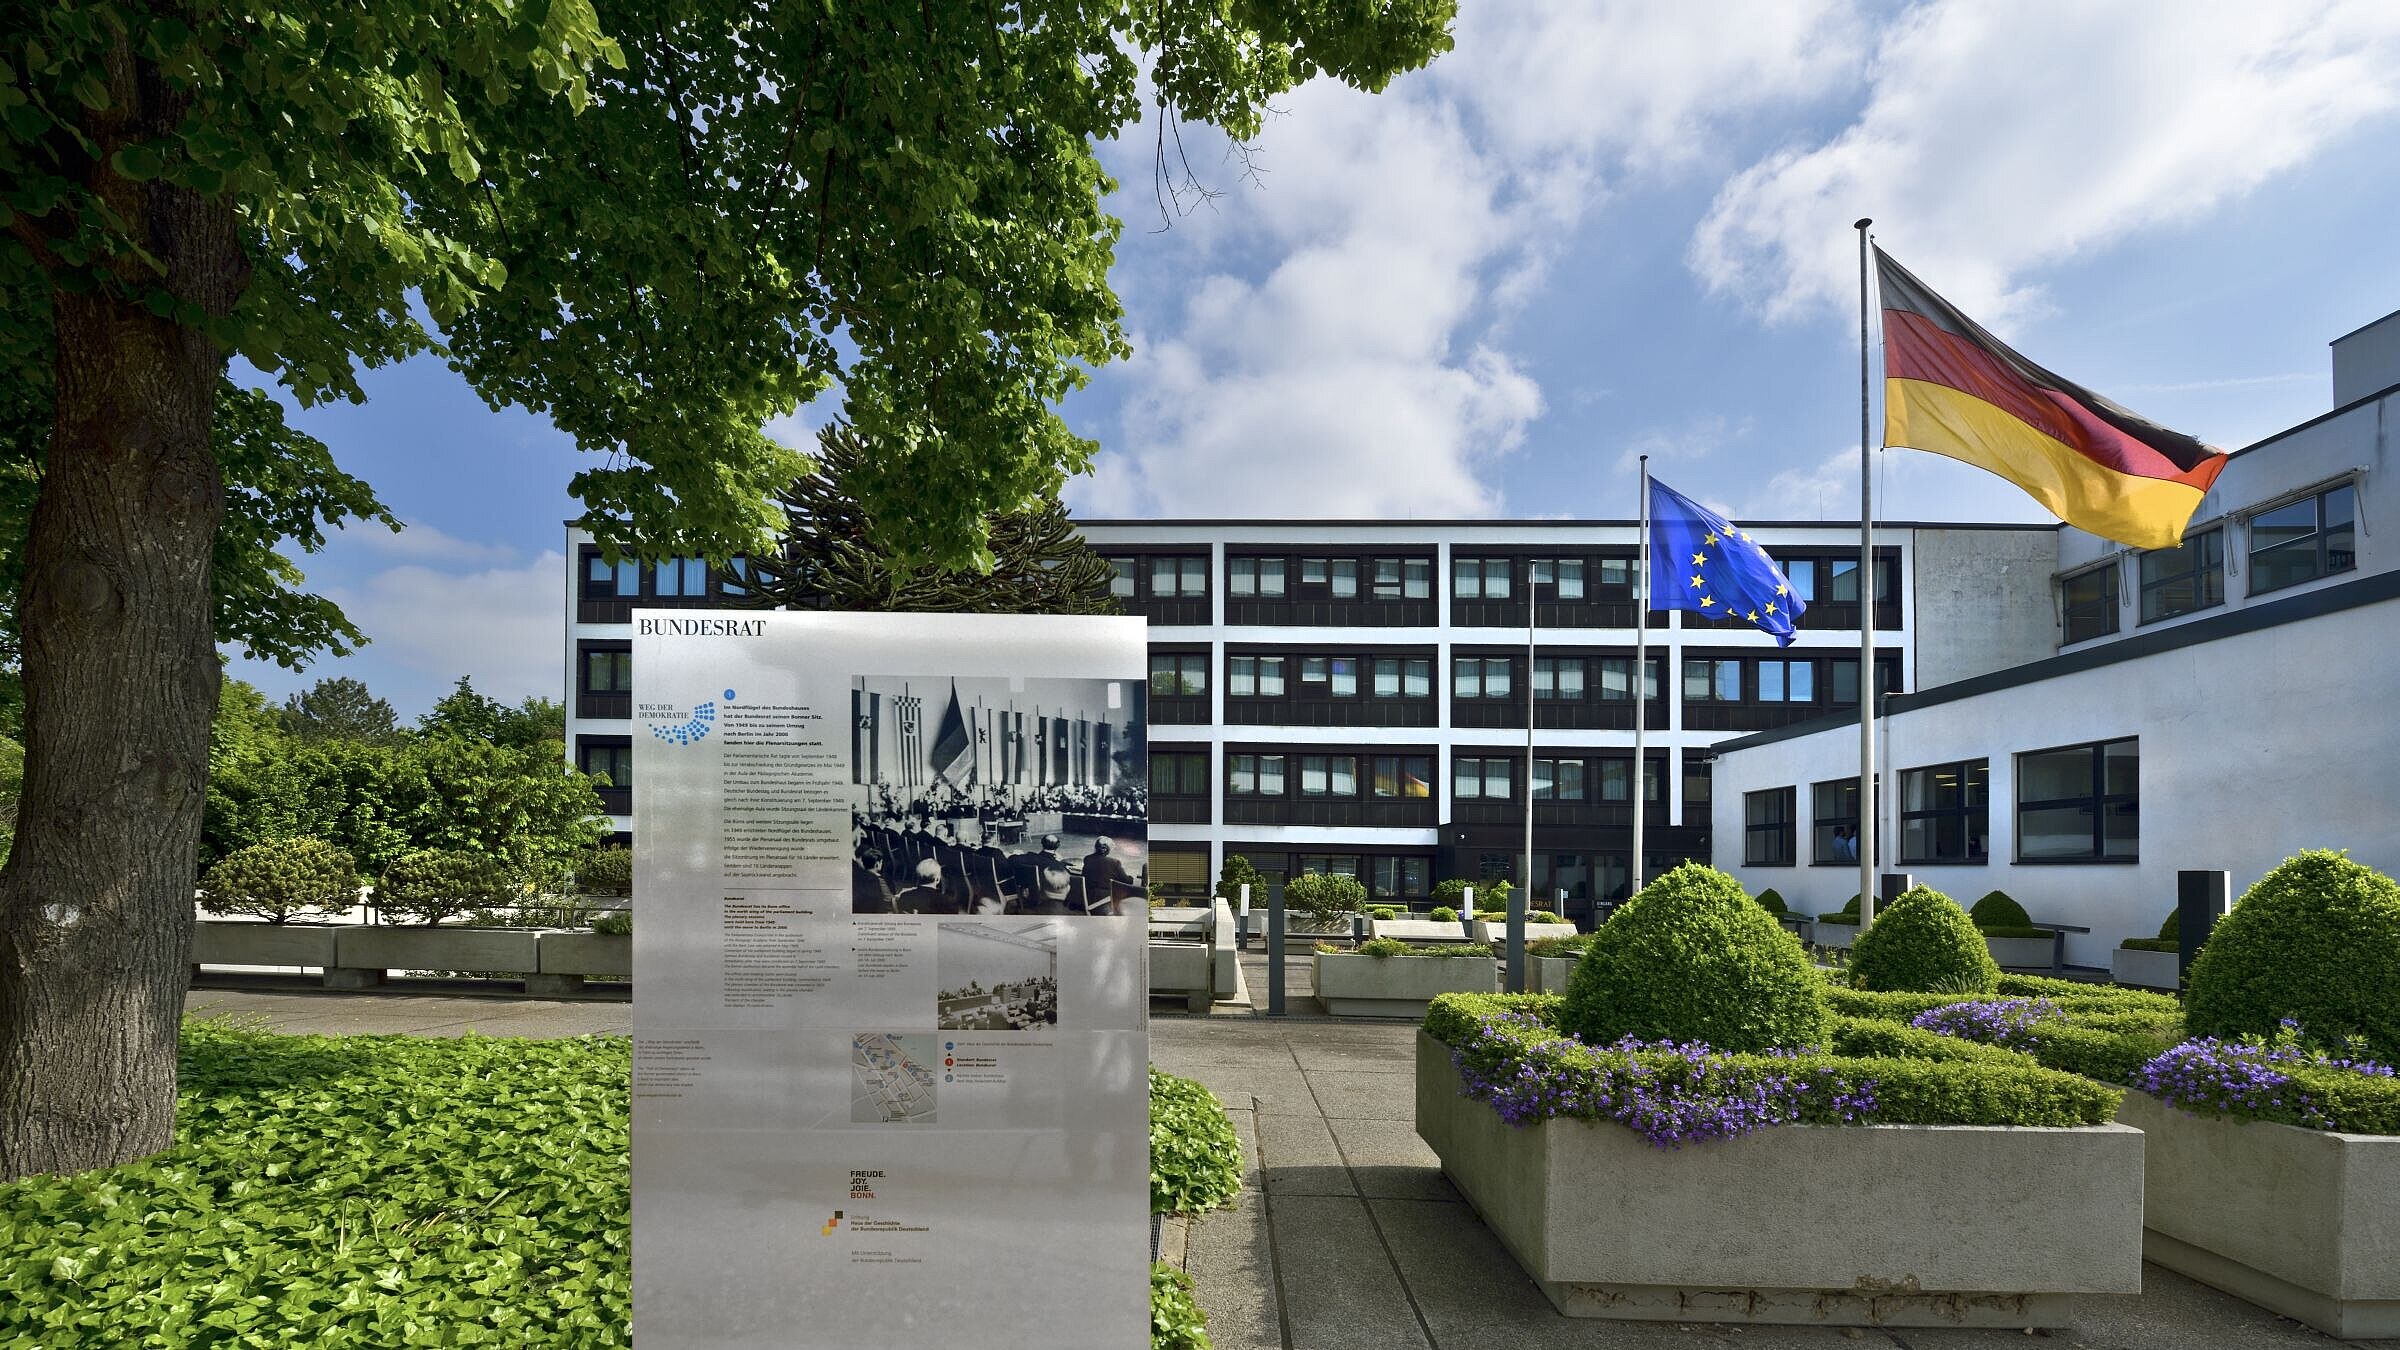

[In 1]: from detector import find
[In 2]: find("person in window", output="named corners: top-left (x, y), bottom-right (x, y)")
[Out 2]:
top-left (1831, 826), bottom-right (1859, 863)
top-left (1081, 837), bottom-right (1135, 915)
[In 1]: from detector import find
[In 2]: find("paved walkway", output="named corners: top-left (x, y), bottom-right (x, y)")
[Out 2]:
top-left (184, 972), bottom-right (2396, 1350)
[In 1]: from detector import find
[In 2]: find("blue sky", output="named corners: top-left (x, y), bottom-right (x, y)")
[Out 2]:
top-left (225, 0), bottom-right (2400, 715)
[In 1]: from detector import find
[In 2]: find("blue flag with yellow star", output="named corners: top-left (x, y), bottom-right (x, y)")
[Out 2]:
top-left (1647, 477), bottom-right (1806, 646)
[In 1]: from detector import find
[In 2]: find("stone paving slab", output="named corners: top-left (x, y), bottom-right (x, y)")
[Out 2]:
top-left (1256, 1113), bottom-right (1356, 1198)
top-left (1185, 1190), bottom-right (1280, 1350)
top-left (1302, 1069), bottom-right (1419, 1120)
top-left (1265, 1193), bottom-right (1434, 1350)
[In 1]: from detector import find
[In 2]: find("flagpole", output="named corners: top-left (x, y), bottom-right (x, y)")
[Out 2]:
top-left (1631, 454), bottom-right (1650, 908)
top-left (1515, 557), bottom-right (1538, 992)
top-left (1856, 217), bottom-right (1878, 931)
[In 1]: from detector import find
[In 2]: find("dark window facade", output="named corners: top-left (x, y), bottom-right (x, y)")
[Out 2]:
top-left (1229, 552), bottom-right (1433, 625)
top-left (2139, 528), bottom-right (2225, 624)
top-left (578, 735), bottom-right (632, 815)
top-left (1810, 777), bottom-right (1860, 866)
top-left (575, 547), bottom-right (747, 622)
top-left (1149, 751), bottom-right (1209, 796)
top-left (1452, 756), bottom-right (1515, 802)
top-left (2061, 564), bottom-right (2119, 644)
top-left (2248, 483), bottom-right (2357, 595)
top-left (2016, 738), bottom-right (2138, 863)
top-left (576, 640), bottom-right (632, 719)
top-left (1223, 646), bottom-right (1435, 727)
top-left (1223, 746), bottom-right (1435, 828)
top-left (1744, 787), bottom-right (1795, 866)
top-left (1148, 649), bottom-right (1210, 724)
top-left (1900, 759), bottom-right (1989, 865)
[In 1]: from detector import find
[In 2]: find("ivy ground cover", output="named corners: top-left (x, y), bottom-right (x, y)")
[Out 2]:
top-left (4, 1022), bottom-right (1242, 1347)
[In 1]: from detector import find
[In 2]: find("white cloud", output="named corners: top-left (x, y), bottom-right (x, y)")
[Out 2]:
top-left (314, 552), bottom-right (568, 708)
top-left (1074, 1), bottom-right (1862, 519)
top-left (342, 518), bottom-right (521, 568)
top-left (1691, 0), bottom-right (2400, 327)
top-left (1731, 443), bottom-right (2057, 526)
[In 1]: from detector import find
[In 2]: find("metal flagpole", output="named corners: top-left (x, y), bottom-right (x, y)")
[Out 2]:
top-left (1632, 455), bottom-right (1650, 906)
top-left (1856, 218), bottom-right (1878, 931)
top-left (1513, 559), bottom-right (1539, 992)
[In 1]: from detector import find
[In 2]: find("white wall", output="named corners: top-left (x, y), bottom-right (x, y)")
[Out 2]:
top-left (2332, 311), bottom-right (2400, 407)
top-left (1910, 528), bottom-right (2056, 687)
top-left (1711, 595), bottom-right (2400, 967)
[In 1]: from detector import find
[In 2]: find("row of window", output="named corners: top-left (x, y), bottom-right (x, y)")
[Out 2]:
top-left (581, 552), bottom-right (750, 599)
top-left (1154, 749), bottom-right (1708, 805)
top-left (2060, 483), bottom-right (2357, 644)
top-left (1743, 737), bottom-right (2137, 867)
top-left (1105, 551), bottom-right (1900, 606)
top-left (1153, 651), bottom-right (1895, 705)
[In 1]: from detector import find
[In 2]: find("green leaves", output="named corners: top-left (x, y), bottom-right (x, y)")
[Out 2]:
top-left (1847, 885), bottom-right (2000, 995)
top-left (1148, 1068), bottom-right (1240, 1217)
top-left (1559, 863), bottom-right (1829, 1054)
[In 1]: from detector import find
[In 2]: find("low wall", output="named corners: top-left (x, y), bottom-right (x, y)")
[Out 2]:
top-left (1314, 953), bottom-right (1497, 1018)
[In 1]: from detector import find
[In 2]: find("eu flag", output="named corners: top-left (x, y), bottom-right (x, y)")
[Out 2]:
top-left (1647, 477), bottom-right (1806, 646)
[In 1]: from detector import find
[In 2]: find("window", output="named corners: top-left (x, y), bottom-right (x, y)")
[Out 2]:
top-left (1454, 557), bottom-right (1513, 599)
top-left (1453, 657), bottom-right (1512, 699)
top-left (1452, 757), bottom-right (1513, 801)
top-left (1296, 854), bottom-right (1360, 880)
top-left (1299, 754), bottom-right (1358, 797)
top-left (583, 551), bottom-right (642, 597)
top-left (1150, 555), bottom-right (1208, 598)
top-left (1371, 658), bottom-right (1431, 698)
top-left (1531, 657), bottom-right (1585, 701)
top-left (1149, 751), bottom-right (1209, 796)
top-left (1744, 788), bottom-right (1795, 866)
top-left (1597, 758), bottom-right (1663, 804)
top-left (1372, 556), bottom-right (1430, 599)
top-left (2139, 528), bottom-right (2224, 623)
top-left (2248, 483), bottom-right (2357, 595)
top-left (1370, 857), bottom-right (1430, 898)
top-left (581, 645), bottom-right (632, 694)
top-left (1901, 759), bottom-right (1989, 864)
top-left (1595, 656), bottom-right (1661, 701)
top-left (1597, 557), bottom-right (1634, 591)
top-left (1227, 753), bottom-right (1285, 796)
top-left (1300, 558), bottom-right (1329, 585)
top-left (1758, 659), bottom-right (1815, 703)
top-left (1683, 756), bottom-right (1712, 809)
top-left (2016, 738), bottom-right (2138, 862)
top-left (719, 558), bottom-right (750, 596)
top-left (1827, 556), bottom-right (1897, 604)
top-left (1811, 778), bottom-right (1860, 866)
top-left (1330, 558), bottom-right (1358, 598)
top-left (2061, 564), bottom-right (2119, 644)
top-left (1229, 655), bottom-right (1289, 698)
top-left (1783, 559), bottom-right (1815, 602)
top-left (1149, 653), bottom-right (1206, 697)
top-left (1230, 557), bottom-right (1286, 598)
top-left (1683, 658), bottom-right (1743, 702)
top-left (1531, 757), bottom-right (1586, 801)
top-left (1828, 656), bottom-right (1902, 705)
top-left (578, 739), bottom-right (632, 790)
top-left (652, 557), bottom-right (708, 596)
top-left (1370, 755), bottom-right (1432, 798)
top-left (1104, 557), bottom-right (1137, 599)
top-left (1327, 657), bottom-right (1358, 698)
top-left (1532, 558), bottom-right (1585, 600)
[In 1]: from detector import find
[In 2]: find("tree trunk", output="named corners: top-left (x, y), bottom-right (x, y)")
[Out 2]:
top-left (0, 30), bottom-right (239, 1180)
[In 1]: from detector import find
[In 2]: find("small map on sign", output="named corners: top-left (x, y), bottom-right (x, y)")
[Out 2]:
top-left (851, 1033), bottom-right (938, 1125)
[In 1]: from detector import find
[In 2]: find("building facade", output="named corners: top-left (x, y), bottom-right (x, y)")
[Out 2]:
top-left (566, 514), bottom-right (2057, 928)
top-left (1709, 310), bottom-right (2400, 968)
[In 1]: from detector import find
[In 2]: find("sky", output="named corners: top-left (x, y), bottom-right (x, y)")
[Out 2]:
top-left (224, 0), bottom-right (2400, 716)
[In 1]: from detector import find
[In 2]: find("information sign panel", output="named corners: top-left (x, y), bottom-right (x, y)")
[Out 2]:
top-left (631, 611), bottom-right (1151, 1348)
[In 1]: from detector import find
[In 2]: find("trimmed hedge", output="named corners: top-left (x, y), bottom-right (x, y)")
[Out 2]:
top-left (2186, 850), bottom-right (2400, 1061)
top-left (1753, 887), bottom-right (1786, 914)
top-left (1526, 910), bottom-right (1571, 925)
top-left (198, 837), bottom-right (358, 924)
top-left (1346, 938), bottom-right (1489, 958)
top-left (1558, 864), bottom-right (1826, 1053)
top-left (1427, 906), bottom-right (1460, 923)
top-left (1828, 1014), bottom-right (2036, 1067)
top-left (1366, 906), bottom-right (1400, 921)
top-left (1425, 992), bottom-right (1562, 1044)
top-left (1969, 890), bottom-right (2032, 931)
top-left (573, 845), bottom-right (632, 897)
top-left (1150, 1068), bottom-right (1241, 1216)
top-left (1283, 872), bottom-right (1366, 926)
top-left (1526, 933), bottom-right (1598, 959)
top-left (1846, 885), bottom-right (1999, 994)
top-left (2119, 937), bottom-right (2177, 953)
top-left (377, 849), bottom-right (516, 925)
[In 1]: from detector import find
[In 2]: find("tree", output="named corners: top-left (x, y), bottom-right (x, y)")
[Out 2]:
top-left (736, 422), bottom-right (1118, 614)
top-left (280, 677), bottom-right (400, 744)
top-left (0, 1), bottom-right (1453, 1178)
top-left (419, 677), bottom-right (566, 750)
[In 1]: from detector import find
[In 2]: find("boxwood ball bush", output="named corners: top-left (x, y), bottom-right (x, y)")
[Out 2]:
top-left (377, 848), bottom-right (517, 925)
top-left (1558, 863), bottom-right (1827, 1053)
top-left (1427, 906), bottom-right (1459, 923)
top-left (1753, 887), bottom-right (1786, 914)
top-left (2186, 850), bottom-right (2400, 1061)
top-left (1282, 872), bottom-right (1366, 927)
top-left (1969, 889), bottom-right (2043, 936)
top-left (1846, 885), bottom-right (1999, 994)
top-left (198, 837), bottom-right (359, 924)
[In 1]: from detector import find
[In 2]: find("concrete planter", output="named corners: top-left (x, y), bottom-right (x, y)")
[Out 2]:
top-left (2109, 946), bottom-right (2180, 991)
top-left (1371, 917), bottom-right (1496, 944)
top-left (330, 925), bottom-right (542, 988)
top-left (1811, 920), bottom-right (1858, 950)
top-left (1313, 952), bottom-right (1497, 1017)
top-left (1150, 942), bottom-right (1214, 1014)
top-left (1985, 934), bottom-right (2058, 971)
top-left (1418, 1031), bottom-right (2142, 1327)
top-left (2119, 1091), bottom-right (2400, 1338)
top-left (1527, 955), bottom-right (1579, 995)
top-left (539, 931), bottom-right (632, 976)
top-left (192, 920), bottom-right (339, 967)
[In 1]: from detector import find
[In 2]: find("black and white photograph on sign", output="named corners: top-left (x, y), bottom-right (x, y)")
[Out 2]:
top-left (936, 922), bottom-right (1060, 1031)
top-left (848, 675), bottom-right (1147, 916)
top-left (850, 1033), bottom-right (939, 1125)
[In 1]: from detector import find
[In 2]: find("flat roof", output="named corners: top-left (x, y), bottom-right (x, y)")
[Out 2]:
top-left (1069, 518), bottom-right (2055, 531)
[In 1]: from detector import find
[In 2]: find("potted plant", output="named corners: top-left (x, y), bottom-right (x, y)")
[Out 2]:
top-left (1314, 937), bottom-right (1497, 1017)
top-left (193, 837), bottom-right (357, 968)
top-left (1970, 890), bottom-right (2054, 970)
top-left (2110, 911), bottom-right (2181, 990)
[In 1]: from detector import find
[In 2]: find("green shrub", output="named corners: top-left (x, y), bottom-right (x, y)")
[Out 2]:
top-left (198, 837), bottom-right (358, 923)
top-left (1753, 887), bottom-right (1786, 914)
top-left (1424, 991), bottom-right (1563, 1044)
top-left (1969, 889), bottom-right (2033, 931)
top-left (589, 909), bottom-right (632, 936)
top-left (573, 845), bottom-right (632, 896)
top-left (1826, 893), bottom-right (1861, 921)
top-left (1149, 1068), bottom-right (1240, 1216)
top-left (1527, 933), bottom-right (1598, 959)
top-left (1526, 909), bottom-right (1570, 924)
top-left (1846, 885), bottom-right (1999, 994)
top-left (2158, 910), bottom-right (2180, 943)
top-left (1355, 937), bottom-right (1410, 957)
top-left (2119, 937), bottom-right (2177, 953)
top-left (1828, 1015), bottom-right (2035, 1066)
top-left (1214, 852), bottom-right (1265, 907)
top-left (1979, 925), bottom-right (2051, 940)
top-left (2186, 850), bottom-right (2400, 1060)
top-left (1152, 1263), bottom-right (1210, 1350)
top-left (1430, 878), bottom-right (1471, 910)
top-left (1282, 872), bottom-right (1366, 927)
top-left (1366, 906), bottom-right (1400, 921)
top-left (1557, 863), bottom-right (1827, 1053)
top-left (1426, 905), bottom-right (1460, 923)
top-left (376, 849), bottom-right (516, 925)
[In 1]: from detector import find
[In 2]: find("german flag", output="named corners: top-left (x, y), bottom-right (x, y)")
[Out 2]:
top-left (1877, 248), bottom-right (2228, 549)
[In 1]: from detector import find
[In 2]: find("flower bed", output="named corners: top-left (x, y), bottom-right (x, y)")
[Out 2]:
top-left (1418, 993), bottom-right (2142, 1326)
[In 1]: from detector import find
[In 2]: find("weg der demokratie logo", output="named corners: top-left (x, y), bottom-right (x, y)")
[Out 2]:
top-left (644, 688), bottom-right (737, 746)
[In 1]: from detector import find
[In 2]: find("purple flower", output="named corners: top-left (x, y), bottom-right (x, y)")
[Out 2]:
top-left (1908, 998), bottom-right (2063, 1051)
